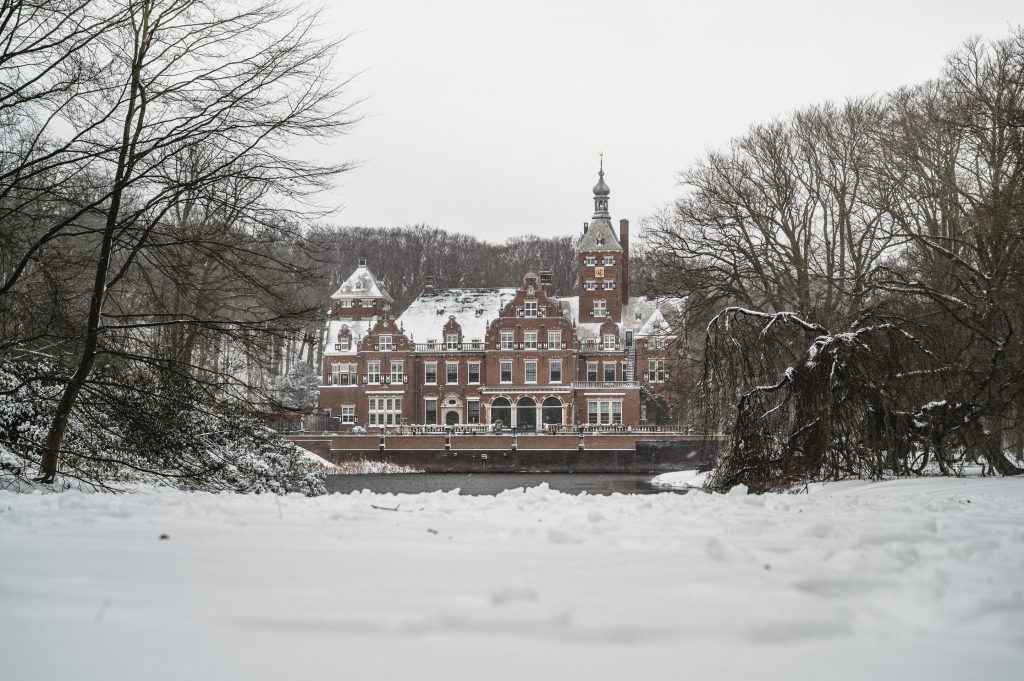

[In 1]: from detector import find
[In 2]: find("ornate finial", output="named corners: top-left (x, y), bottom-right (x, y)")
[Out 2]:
top-left (592, 154), bottom-right (610, 217)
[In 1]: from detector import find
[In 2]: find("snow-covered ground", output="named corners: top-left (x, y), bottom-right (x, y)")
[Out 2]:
top-left (2, 478), bottom-right (1023, 680)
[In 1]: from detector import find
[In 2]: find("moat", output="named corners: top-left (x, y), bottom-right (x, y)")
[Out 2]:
top-left (324, 472), bottom-right (689, 496)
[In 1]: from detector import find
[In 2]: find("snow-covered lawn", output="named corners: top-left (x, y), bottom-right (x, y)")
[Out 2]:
top-left (2, 478), bottom-right (1023, 680)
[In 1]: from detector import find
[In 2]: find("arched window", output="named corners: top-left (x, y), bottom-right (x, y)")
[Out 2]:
top-left (490, 398), bottom-right (511, 428)
top-left (542, 397), bottom-right (562, 426)
top-left (516, 397), bottom-right (537, 432)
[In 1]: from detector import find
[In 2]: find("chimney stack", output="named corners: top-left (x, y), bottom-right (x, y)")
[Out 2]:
top-left (539, 270), bottom-right (554, 296)
top-left (424, 275), bottom-right (435, 296)
top-left (620, 219), bottom-right (630, 305)
top-left (583, 221), bottom-right (589, 234)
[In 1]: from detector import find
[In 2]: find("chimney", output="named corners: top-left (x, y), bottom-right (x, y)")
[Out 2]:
top-left (539, 270), bottom-right (554, 296)
top-left (358, 256), bottom-right (367, 267)
top-left (620, 219), bottom-right (630, 305)
top-left (424, 275), bottom-right (434, 296)
top-left (583, 221), bottom-right (589, 234)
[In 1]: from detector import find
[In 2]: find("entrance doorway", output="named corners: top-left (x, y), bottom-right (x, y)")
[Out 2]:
top-left (541, 397), bottom-right (562, 426)
top-left (516, 397), bottom-right (537, 431)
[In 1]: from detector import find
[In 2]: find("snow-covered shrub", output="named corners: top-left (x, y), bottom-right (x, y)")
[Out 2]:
top-left (0, 362), bottom-right (325, 495)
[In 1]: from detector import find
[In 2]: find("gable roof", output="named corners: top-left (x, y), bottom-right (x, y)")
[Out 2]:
top-left (578, 217), bottom-right (622, 252)
top-left (330, 265), bottom-right (394, 303)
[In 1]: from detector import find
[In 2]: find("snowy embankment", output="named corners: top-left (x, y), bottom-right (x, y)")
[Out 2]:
top-left (651, 468), bottom-right (710, 489)
top-left (2, 479), bottom-right (1023, 680)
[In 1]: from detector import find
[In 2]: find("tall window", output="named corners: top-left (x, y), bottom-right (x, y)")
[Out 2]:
top-left (524, 331), bottom-right (537, 349)
top-left (524, 300), bottom-right (538, 317)
top-left (368, 397), bottom-right (402, 426)
top-left (603, 362), bottom-right (616, 382)
top-left (332, 363), bottom-right (356, 386)
top-left (525, 360), bottom-right (538, 383)
top-left (424, 398), bottom-right (437, 425)
top-left (587, 400), bottom-right (622, 425)
top-left (593, 300), bottom-right (607, 317)
top-left (425, 362), bottom-right (437, 384)
top-left (446, 362), bottom-right (458, 384)
top-left (500, 360), bottom-right (513, 383)
top-left (500, 331), bottom-right (514, 350)
top-left (467, 400), bottom-right (481, 424)
top-left (549, 359), bottom-right (562, 383)
top-left (468, 362), bottom-right (481, 384)
top-left (340, 405), bottom-right (356, 424)
top-left (445, 333), bottom-right (459, 349)
top-left (587, 362), bottom-right (598, 382)
top-left (390, 360), bottom-right (404, 383)
top-left (548, 330), bottom-right (561, 349)
top-left (603, 333), bottom-right (616, 350)
top-left (366, 361), bottom-right (381, 384)
top-left (378, 334), bottom-right (393, 351)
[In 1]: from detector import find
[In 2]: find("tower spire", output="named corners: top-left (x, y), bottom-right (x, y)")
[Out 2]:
top-left (592, 153), bottom-right (610, 218)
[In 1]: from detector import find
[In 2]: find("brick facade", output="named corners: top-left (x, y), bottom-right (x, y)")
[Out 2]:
top-left (317, 165), bottom-right (682, 430)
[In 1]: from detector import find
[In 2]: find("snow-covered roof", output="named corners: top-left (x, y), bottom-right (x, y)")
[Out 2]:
top-left (577, 217), bottom-right (622, 252)
top-left (323, 319), bottom-right (378, 356)
top-left (330, 266), bottom-right (393, 303)
top-left (398, 288), bottom-right (517, 342)
top-left (557, 295), bottom-right (684, 340)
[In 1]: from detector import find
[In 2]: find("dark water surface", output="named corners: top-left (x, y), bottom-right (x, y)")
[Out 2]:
top-left (325, 473), bottom-right (687, 496)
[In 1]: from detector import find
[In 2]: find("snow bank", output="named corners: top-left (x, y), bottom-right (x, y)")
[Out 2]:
top-left (650, 469), bottom-right (710, 489)
top-left (1, 478), bottom-right (1022, 680)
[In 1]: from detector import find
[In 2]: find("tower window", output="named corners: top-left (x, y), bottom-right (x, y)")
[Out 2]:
top-left (584, 255), bottom-right (597, 266)
top-left (585, 280), bottom-right (597, 291)
top-left (603, 256), bottom-right (615, 266)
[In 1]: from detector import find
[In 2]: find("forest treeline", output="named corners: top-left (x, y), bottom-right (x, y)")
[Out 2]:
top-left (645, 29), bottom-right (1024, 490)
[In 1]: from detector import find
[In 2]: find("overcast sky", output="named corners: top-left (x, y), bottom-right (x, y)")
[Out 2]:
top-left (318, 1), bottom-right (1021, 242)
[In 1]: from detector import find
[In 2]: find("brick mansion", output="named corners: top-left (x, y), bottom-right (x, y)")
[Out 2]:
top-left (317, 162), bottom-right (683, 430)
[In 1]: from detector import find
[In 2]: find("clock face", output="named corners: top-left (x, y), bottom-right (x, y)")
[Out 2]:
top-left (595, 266), bottom-right (605, 278)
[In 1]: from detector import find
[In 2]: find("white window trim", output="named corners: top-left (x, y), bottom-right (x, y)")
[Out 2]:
top-left (524, 360), bottom-right (538, 384)
top-left (499, 360), bottom-right (513, 384)
top-left (425, 362), bottom-right (437, 385)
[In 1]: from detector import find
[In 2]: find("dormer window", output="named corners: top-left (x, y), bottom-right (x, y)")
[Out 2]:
top-left (603, 333), bottom-right (616, 350)
top-left (445, 333), bottom-right (459, 349)
top-left (339, 337), bottom-right (351, 351)
top-left (475, 309), bottom-right (485, 317)
top-left (435, 308), bottom-right (445, 316)
top-left (525, 300), bottom-right (537, 317)
top-left (527, 285), bottom-right (535, 294)
top-left (378, 334), bottom-right (393, 351)
top-left (597, 235), bottom-right (605, 245)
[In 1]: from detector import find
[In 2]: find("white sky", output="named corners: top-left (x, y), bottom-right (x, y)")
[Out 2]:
top-left (317, 0), bottom-right (1021, 241)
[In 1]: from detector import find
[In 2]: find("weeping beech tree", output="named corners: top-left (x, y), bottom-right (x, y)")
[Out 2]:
top-left (702, 308), bottom-right (1021, 493)
top-left (652, 29), bottom-right (1024, 491)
